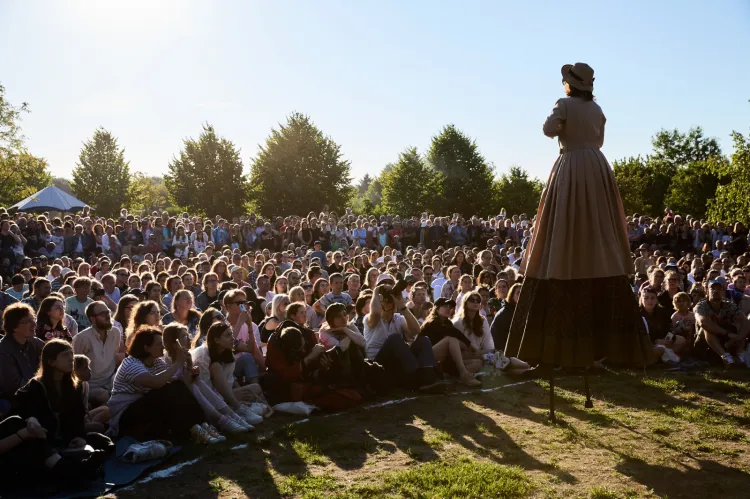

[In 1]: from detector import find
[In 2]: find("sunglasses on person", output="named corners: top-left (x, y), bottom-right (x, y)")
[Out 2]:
top-left (466, 297), bottom-right (481, 304)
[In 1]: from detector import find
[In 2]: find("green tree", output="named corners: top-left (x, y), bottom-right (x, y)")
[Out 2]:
top-left (493, 166), bottom-right (543, 217)
top-left (165, 124), bottom-right (248, 218)
top-left (651, 127), bottom-right (722, 169)
top-left (248, 113), bottom-right (353, 216)
top-left (352, 165), bottom-right (392, 215)
top-left (71, 128), bottom-right (131, 217)
top-left (380, 147), bottom-right (434, 215)
top-left (663, 157), bottom-right (730, 218)
top-left (708, 130), bottom-right (750, 225)
top-left (0, 83), bottom-right (51, 207)
top-left (426, 124), bottom-right (495, 216)
top-left (356, 174), bottom-right (373, 195)
top-left (0, 151), bottom-right (51, 207)
top-left (612, 156), bottom-right (675, 216)
top-left (128, 173), bottom-right (171, 215)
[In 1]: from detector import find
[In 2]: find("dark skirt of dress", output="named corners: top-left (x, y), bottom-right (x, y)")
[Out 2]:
top-left (505, 147), bottom-right (655, 368)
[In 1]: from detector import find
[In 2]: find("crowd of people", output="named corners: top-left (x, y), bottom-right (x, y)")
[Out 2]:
top-left (0, 204), bottom-right (748, 488)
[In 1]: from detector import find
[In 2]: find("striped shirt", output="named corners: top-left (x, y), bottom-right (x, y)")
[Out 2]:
top-left (111, 356), bottom-right (168, 396)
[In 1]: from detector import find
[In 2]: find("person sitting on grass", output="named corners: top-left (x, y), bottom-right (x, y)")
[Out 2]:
top-left (165, 322), bottom-right (251, 434)
top-left (107, 327), bottom-right (211, 443)
top-left (639, 287), bottom-right (682, 363)
top-left (454, 290), bottom-right (530, 375)
top-left (191, 322), bottom-right (265, 428)
top-left (670, 292), bottom-right (696, 356)
top-left (694, 280), bottom-right (749, 368)
top-left (15, 340), bottom-right (114, 469)
top-left (265, 322), bottom-right (363, 411)
top-left (223, 290), bottom-right (264, 386)
top-left (420, 298), bottom-right (481, 387)
top-left (317, 303), bottom-right (370, 385)
top-left (0, 304), bottom-right (44, 417)
top-left (363, 283), bottom-right (445, 393)
top-left (73, 355), bottom-right (110, 433)
top-left (162, 323), bottom-right (235, 440)
top-left (0, 413), bottom-right (104, 488)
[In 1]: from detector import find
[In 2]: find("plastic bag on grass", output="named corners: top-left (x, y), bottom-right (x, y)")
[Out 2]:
top-left (272, 401), bottom-right (318, 416)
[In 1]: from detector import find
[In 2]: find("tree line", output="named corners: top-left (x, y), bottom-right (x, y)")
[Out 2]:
top-left (2, 83), bottom-right (749, 222)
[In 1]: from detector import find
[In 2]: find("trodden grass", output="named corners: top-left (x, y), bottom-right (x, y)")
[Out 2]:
top-left (111, 367), bottom-right (750, 498)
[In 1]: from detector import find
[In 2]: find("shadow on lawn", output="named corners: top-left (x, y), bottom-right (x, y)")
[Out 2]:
top-left (615, 453), bottom-right (750, 499)
top-left (414, 396), bottom-right (578, 484)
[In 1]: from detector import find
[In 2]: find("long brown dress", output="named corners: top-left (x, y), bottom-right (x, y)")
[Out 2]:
top-left (505, 96), bottom-right (654, 368)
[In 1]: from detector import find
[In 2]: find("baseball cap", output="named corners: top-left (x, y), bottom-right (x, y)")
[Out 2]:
top-left (707, 280), bottom-right (724, 289)
top-left (376, 273), bottom-right (396, 285)
top-left (434, 297), bottom-right (456, 309)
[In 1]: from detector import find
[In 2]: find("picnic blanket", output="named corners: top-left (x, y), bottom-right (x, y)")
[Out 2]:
top-left (9, 437), bottom-right (180, 499)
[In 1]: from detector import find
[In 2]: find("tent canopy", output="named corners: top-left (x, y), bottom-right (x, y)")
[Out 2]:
top-left (9, 185), bottom-right (88, 213)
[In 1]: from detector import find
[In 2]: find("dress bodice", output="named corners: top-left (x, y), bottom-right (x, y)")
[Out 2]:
top-left (542, 97), bottom-right (606, 153)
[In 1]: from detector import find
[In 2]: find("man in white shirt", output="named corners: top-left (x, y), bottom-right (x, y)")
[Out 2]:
top-left (363, 283), bottom-right (444, 393)
top-left (72, 302), bottom-right (119, 405)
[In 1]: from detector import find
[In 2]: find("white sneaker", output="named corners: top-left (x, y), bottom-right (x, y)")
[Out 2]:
top-left (201, 422), bottom-right (227, 442)
top-left (219, 415), bottom-right (249, 434)
top-left (661, 348), bottom-right (680, 364)
top-left (238, 405), bottom-right (264, 425)
top-left (231, 414), bottom-right (255, 431)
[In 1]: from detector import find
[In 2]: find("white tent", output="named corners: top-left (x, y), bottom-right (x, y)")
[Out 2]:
top-left (10, 185), bottom-right (88, 213)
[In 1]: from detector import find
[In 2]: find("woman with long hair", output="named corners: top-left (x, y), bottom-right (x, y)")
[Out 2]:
top-left (311, 278), bottom-right (327, 301)
top-left (162, 324), bottom-right (246, 436)
top-left (453, 291), bottom-right (494, 357)
top-left (108, 327), bottom-right (212, 442)
top-left (274, 276), bottom-right (289, 295)
top-left (124, 301), bottom-right (162, 344)
top-left (113, 295), bottom-right (139, 337)
top-left (506, 63), bottom-right (654, 420)
top-left (211, 260), bottom-right (230, 283)
top-left (487, 279), bottom-right (509, 317)
top-left (362, 267), bottom-right (379, 292)
top-left (639, 287), bottom-right (682, 362)
top-left (449, 250), bottom-right (473, 276)
top-left (18, 341), bottom-right (113, 446)
top-left (192, 307), bottom-right (225, 348)
top-left (13, 340), bottom-right (113, 484)
top-left (454, 274), bottom-right (476, 316)
top-left (420, 299), bottom-right (481, 387)
top-left (475, 269), bottom-right (495, 289)
top-left (35, 296), bottom-right (72, 342)
top-left (190, 323), bottom-right (265, 428)
top-left (289, 285), bottom-right (315, 329)
top-left (162, 289), bottom-right (201, 339)
top-left (259, 294), bottom-right (290, 343)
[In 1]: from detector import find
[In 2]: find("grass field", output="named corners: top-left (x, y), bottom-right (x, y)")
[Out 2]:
top-left (111, 367), bottom-right (750, 498)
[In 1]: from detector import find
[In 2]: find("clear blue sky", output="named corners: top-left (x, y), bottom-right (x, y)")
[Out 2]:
top-left (1, 0), bottom-right (748, 183)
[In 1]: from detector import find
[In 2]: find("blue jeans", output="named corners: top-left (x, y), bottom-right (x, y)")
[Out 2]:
top-left (375, 334), bottom-right (436, 377)
top-left (234, 352), bottom-right (259, 381)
